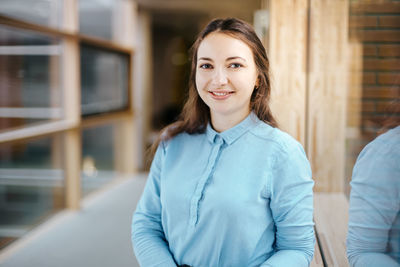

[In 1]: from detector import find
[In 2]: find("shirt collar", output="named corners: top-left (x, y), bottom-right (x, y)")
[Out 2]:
top-left (206, 112), bottom-right (260, 145)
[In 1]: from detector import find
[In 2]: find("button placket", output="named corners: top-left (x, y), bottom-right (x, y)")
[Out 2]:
top-left (189, 136), bottom-right (224, 226)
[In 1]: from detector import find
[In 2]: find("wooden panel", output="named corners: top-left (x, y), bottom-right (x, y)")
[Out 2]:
top-left (314, 193), bottom-right (349, 267)
top-left (112, 0), bottom-right (137, 47)
top-left (268, 0), bottom-right (308, 145)
top-left (133, 11), bottom-right (153, 170)
top-left (114, 119), bottom-right (136, 174)
top-left (64, 129), bottom-right (81, 210)
top-left (63, 0), bottom-right (78, 33)
top-left (62, 0), bottom-right (81, 209)
top-left (307, 0), bottom-right (349, 192)
top-left (62, 40), bottom-right (80, 125)
top-left (112, 1), bottom-right (137, 174)
top-left (0, 120), bottom-right (76, 144)
top-left (51, 134), bottom-right (65, 209)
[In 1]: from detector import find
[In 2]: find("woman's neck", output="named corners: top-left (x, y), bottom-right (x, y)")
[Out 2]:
top-left (210, 110), bottom-right (251, 133)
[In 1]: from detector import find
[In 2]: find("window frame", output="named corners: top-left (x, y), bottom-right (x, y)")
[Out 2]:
top-left (0, 0), bottom-right (136, 210)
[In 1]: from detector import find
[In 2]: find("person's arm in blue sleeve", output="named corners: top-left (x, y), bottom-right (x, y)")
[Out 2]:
top-left (346, 140), bottom-right (400, 267)
top-left (261, 144), bottom-right (315, 267)
top-left (131, 142), bottom-right (177, 267)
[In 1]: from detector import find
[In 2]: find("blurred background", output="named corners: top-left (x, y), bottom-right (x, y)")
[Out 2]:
top-left (0, 0), bottom-right (399, 266)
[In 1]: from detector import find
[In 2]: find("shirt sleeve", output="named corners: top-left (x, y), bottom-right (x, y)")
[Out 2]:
top-left (262, 143), bottom-right (315, 267)
top-left (131, 142), bottom-right (177, 267)
top-left (346, 139), bottom-right (400, 267)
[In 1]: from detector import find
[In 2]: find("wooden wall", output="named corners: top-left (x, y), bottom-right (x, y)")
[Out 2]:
top-left (307, 0), bottom-right (349, 192)
top-left (269, 0), bottom-right (308, 145)
top-left (269, 0), bottom-right (349, 192)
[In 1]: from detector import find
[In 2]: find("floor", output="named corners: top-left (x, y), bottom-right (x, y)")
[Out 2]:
top-left (0, 174), bottom-right (148, 267)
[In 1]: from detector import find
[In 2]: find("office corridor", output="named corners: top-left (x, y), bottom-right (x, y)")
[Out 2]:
top-left (0, 175), bottom-right (147, 267)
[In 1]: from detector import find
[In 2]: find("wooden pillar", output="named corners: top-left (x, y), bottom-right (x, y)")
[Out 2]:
top-left (268, 0), bottom-right (308, 145)
top-left (306, 0), bottom-right (349, 192)
top-left (133, 11), bottom-right (152, 170)
top-left (112, 0), bottom-right (137, 47)
top-left (62, 0), bottom-right (81, 209)
top-left (112, 1), bottom-right (137, 174)
top-left (114, 118), bottom-right (136, 174)
top-left (63, 128), bottom-right (81, 209)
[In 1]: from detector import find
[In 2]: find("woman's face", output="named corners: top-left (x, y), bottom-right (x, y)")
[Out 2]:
top-left (195, 32), bottom-right (258, 122)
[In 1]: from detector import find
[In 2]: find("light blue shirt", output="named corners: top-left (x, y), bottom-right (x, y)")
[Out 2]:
top-left (131, 113), bottom-right (315, 267)
top-left (347, 126), bottom-right (400, 267)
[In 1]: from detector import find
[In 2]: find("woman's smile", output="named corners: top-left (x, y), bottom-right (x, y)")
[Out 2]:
top-left (208, 90), bottom-right (235, 100)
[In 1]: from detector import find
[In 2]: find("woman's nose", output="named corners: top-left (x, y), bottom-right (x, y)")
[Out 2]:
top-left (211, 68), bottom-right (228, 87)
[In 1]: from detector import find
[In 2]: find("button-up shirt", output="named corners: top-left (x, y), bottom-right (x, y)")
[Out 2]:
top-left (132, 113), bottom-right (315, 267)
top-left (347, 126), bottom-right (400, 266)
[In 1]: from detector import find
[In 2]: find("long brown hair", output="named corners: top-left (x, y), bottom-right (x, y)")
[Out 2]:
top-left (150, 18), bottom-right (277, 155)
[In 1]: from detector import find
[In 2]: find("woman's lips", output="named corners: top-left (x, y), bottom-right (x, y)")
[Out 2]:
top-left (208, 90), bottom-right (234, 100)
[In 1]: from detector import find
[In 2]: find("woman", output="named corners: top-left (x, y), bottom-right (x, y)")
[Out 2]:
top-left (347, 107), bottom-right (400, 266)
top-left (131, 18), bottom-right (315, 267)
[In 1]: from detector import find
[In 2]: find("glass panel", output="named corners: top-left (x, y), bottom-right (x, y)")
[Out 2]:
top-left (80, 44), bottom-right (129, 116)
top-left (345, 1), bottom-right (400, 195)
top-left (0, 0), bottom-right (62, 28)
top-left (0, 26), bottom-right (62, 132)
top-left (79, 0), bottom-right (114, 40)
top-left (81, 123), bottom-right (118, 196)
top-left (0, 135), bottom-right (64, 250)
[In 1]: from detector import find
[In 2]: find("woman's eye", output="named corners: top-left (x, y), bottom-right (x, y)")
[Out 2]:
top-left (199, 63), bottom-right (213, 69)
top-left (229, 63), bottom-right (242, 68)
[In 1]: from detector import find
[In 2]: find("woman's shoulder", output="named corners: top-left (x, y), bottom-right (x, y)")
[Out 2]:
top-left (249, 121), bottom-right (311, 174)
top-left (160, 130), bottom-right (206, 151)
top-left (352, 126), bottom-right (400, 188)
top-left (249, 121), bottom-right (305, 155)
top-left (358, 126), bottom-right (400, 163)
top-left (372, 125), bottom-right (400, 147)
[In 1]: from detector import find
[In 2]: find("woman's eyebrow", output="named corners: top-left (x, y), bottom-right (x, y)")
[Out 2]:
top-left (198, 57), bottom-right (213, 61)
top-left (226, 56), bottom-right (247, 62)
top-left (198, 56), bottom-right (247, 62)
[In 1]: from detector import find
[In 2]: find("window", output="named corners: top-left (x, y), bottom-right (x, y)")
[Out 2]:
top-left (0, 135), bottom-right (64, 249)
top-left (0, 26), bottom-right (62, 132)
top-left (0, 0), bottom-right (62, 28)
top-left (80, 45), bottom-right (129, 116)
top-left (0, 0), bottom-right (136, 249)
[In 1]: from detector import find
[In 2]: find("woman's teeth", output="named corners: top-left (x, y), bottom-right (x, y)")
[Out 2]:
top-left (211, 91), bottom-right (231, 96)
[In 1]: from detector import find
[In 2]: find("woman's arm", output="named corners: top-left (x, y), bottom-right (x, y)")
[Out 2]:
top-left (131, 143), bottom-right (177, 267)
top-left (346, 139), bottom-right (400, 267)
top-left (262, 144), bottom-right (315, 267)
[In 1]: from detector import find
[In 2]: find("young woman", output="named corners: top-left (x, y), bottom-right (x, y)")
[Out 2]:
top-left (131, 18), bottom-right (315, 267)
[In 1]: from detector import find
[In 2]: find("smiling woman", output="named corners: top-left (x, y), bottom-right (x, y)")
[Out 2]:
top-left (131, 18), bottom-right (315, 267)
top-left (196, 32), bottom-right (259, 132)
